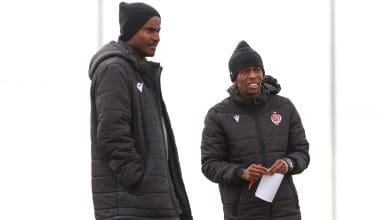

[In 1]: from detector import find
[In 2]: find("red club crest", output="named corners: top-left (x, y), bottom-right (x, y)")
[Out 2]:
top-left (271, 111), bottom-right (282, 125)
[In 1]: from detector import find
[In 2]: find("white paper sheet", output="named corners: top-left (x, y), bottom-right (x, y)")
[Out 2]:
top-left (255, 173), bottom-right (284, 202)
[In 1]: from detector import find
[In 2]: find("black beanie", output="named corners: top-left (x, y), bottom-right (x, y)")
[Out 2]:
top-left (228, 40), bottom-right (264, 82)
top-left (118, 2), bottom-right (160, 41)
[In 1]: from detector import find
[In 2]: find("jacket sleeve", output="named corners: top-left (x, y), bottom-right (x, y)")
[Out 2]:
top-left (95, 63), bottom-right (144, 189)
top-left (201, 109), bottom-right (243, 184)
top-left (286, 100), bottom-right (310, 174)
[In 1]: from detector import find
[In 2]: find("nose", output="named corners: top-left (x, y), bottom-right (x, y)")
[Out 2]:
top-left (152, 32), bottom-right (160, 42)
top-left (248, 70), bottom-right (259, 79)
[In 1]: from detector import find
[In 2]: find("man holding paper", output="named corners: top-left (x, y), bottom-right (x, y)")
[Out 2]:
top-left (201, 40), bottom-right (310, 220)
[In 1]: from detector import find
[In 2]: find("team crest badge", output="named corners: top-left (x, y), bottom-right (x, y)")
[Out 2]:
top-left (271, 112), bottom-right (282, 125)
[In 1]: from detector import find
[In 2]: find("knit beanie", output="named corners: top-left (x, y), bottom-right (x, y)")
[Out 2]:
top-left (118, 2), bottom-right (160, 41)
top-left (228, 40), bottom-right (264, 82)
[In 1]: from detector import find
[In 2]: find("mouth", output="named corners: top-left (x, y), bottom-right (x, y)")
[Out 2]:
top-left (247, 82), bottom-right (260, 89)
top-left (148, 42), bottom-right (158, 48)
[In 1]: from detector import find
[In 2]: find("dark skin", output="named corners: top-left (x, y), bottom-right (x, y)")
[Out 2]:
top-left (236, 66), bottom-right (264, 97)
top-left (235, 66), bottom-right (289, 182)
top-left (127, 16), bottom-right (161, 58)
top-left (240, 160), bottom-right (288, 182)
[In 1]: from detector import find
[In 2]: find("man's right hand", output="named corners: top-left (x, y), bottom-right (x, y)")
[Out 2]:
top-left (240, 163), bottom-right (269, 181)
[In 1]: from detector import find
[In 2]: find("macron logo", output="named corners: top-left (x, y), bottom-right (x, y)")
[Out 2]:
top-left (136, 82), bottom-right (143, 93)
top-left (233, 114), bottom-right (240, 123)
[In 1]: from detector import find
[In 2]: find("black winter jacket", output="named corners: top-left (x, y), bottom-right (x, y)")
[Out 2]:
top-left (201, 77), bottom-right (309, 220)
top-left (89, 40), bottom-right (192, 220)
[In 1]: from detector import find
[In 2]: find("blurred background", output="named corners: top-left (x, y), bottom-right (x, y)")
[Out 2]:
top-left (0, 0), bottom-right (389, 219)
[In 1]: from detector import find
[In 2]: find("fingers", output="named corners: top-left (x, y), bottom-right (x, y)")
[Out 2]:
top-left (241, 168), bottom-right (259, 181)
top-left (242, 160), bottom-right (288, 182)
top-left (248, 164), bottom-right (268, 175)
top-left (242, 163), bottom-right (267, 181)
top-left (246, 168), bottom-right (262, 181)
top-left (268, 159), bottom-right (288, 175)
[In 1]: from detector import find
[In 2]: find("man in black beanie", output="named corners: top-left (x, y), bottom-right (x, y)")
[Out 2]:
top-left (228, 40), bottom-right (264, 83)
top-left (201, 40), bottom-right (310, 220)
top-left (88, 2), bottom-right (192, 220)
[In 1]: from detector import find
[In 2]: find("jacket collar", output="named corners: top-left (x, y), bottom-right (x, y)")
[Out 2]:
top-left (227, 75), bottom-right (281, 107)
top-left (228, 84), bottom-right (270, 107)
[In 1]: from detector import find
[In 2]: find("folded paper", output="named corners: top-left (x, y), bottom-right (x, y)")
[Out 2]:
top-left (255, 173), bottom-right (284, 202)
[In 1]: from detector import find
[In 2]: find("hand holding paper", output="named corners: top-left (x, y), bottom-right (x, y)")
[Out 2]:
top-left (241, 163), bottom-right (268, 189)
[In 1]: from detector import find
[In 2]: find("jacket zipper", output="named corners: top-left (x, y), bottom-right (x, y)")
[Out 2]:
top-left (162, 119), bottom-right (179, 216)
top-left (253, 113), bottom-right (268, 167)
top-left (254, 112), bottom-right (274, 219)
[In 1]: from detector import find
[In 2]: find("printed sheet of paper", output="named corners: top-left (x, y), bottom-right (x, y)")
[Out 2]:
top-left (255, 173), bottom-right (284, 202)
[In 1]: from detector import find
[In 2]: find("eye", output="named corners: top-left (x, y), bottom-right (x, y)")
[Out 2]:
top-left (146, 27), bottom-right (160, 34)
top-left (254, 67), bottom-right (263, 73)
top-left (239, 68), bottom-right (250, 74)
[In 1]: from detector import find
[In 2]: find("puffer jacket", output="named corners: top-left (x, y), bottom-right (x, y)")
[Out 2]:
top-left (201, 76), bottom-right (309, 220)
top-left (89, 40), bottom-right (192, 220)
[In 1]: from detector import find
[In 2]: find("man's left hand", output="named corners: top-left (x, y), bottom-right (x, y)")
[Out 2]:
top-left (267, 159), bottom-right (289, 175)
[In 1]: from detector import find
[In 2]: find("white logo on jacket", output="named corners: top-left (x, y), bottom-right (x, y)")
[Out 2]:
top-left (233, 114), bottom-right (240, 123)
top-left (136, 82), bottom-right (143, 92)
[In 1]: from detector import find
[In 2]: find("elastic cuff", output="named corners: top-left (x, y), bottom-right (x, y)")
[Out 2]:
top-left (235, 167), bottom-right (245, 182)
